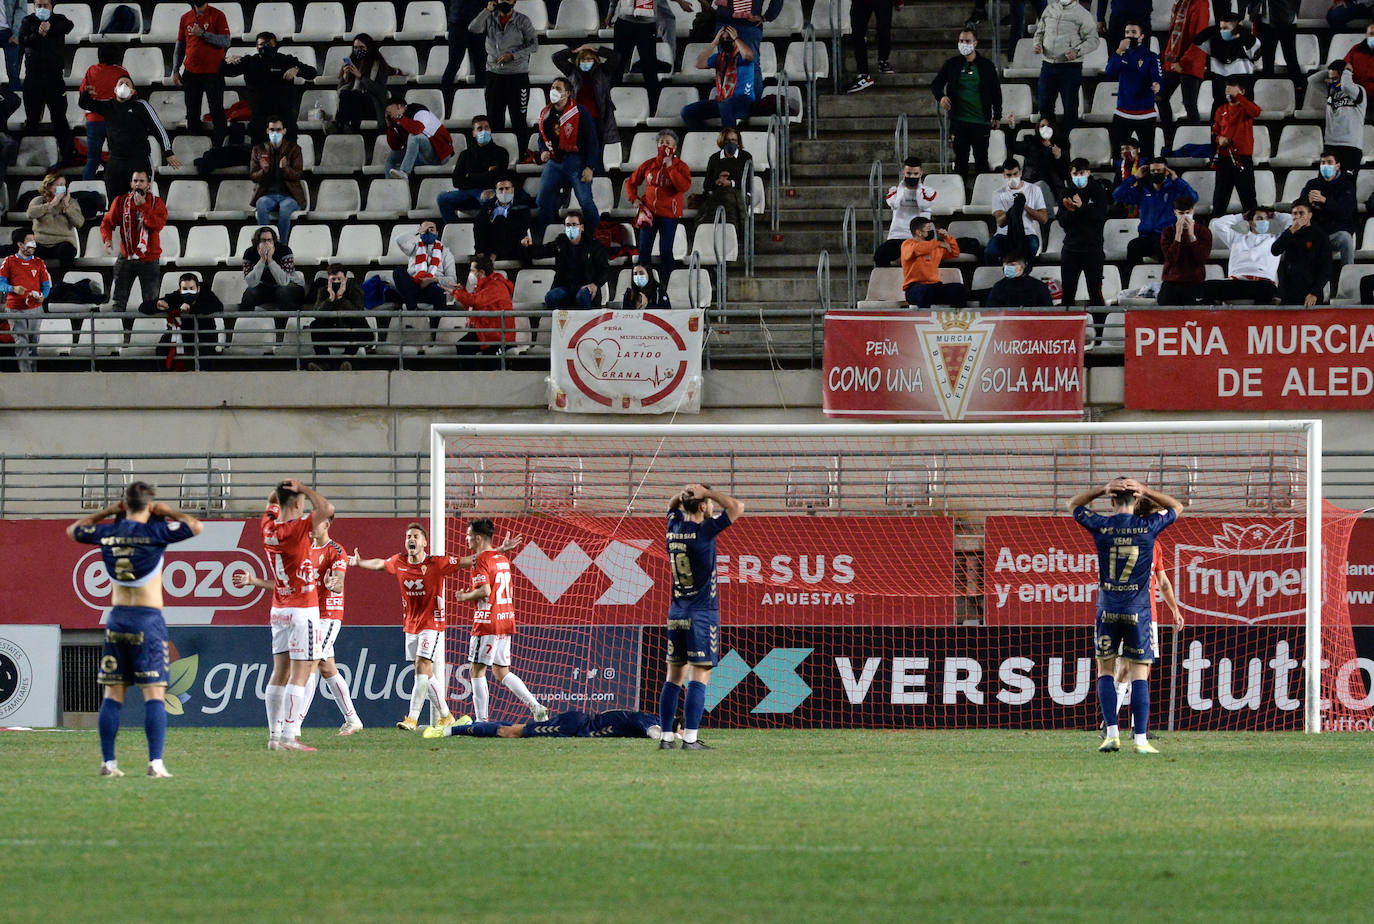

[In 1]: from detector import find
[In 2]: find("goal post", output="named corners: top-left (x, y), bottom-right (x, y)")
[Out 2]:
top-left (430, 421), bottom-right (1360, 734)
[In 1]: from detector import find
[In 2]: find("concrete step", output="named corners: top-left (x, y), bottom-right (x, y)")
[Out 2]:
top-left (730, 275), bottom-right (849, 301)
top-left (756, 227), bottom-right (878, 254)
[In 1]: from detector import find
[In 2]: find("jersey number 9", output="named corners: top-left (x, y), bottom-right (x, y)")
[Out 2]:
top-left (672, 551), bottom-right (694, 588)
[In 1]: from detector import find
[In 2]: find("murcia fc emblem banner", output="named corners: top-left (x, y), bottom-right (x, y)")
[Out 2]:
top-left (549, 309), bottom-right (704, 414)
top-left (822, 311), bottom-right (1087, 419)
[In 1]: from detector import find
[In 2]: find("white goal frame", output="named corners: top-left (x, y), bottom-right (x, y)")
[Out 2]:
top-left (431, 420), bottom-right (1325, 733)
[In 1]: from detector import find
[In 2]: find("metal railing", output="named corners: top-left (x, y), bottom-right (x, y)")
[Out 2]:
top-left (686, 250), bottom-right (705, 311)
top-left (767, 115), bottom-right (783, 231)
top-left (938, 111), bottom-right (952, 173)
top-left (712, 206), bottom-right (730, 313)
top-left (829, 0), bottom-right (843, 95)
top-left (868, 159), bottom-right (884, 246)
top-left (840, 204), bottom-right (858, 309)
top-left (894, 112), bottom-right (909, 163)
top-left (816, 249), bottom-right (832, 315)
top-left (802, 22), bottom-right (821, 140)
top-left (741, 159), bottom-right (757, 276)
top-left (990, 0), bottom-right (1004, 64)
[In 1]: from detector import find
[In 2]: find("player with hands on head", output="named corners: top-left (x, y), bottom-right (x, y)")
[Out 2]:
top-left (1068, 476), bottom-right (1182, 755)
top-left (68, 482), bottom-right (203, 778)
top-left (658, 482), bottom-right (745, 750)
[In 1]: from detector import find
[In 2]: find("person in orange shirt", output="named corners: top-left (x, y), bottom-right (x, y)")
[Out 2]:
top-left (901, 217), bottom-right (968, 309)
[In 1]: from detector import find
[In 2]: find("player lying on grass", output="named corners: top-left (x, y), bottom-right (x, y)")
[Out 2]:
top-left (68, 482), bottom-right (203, 778)
top-left (1069, 476), bottom-right (1182, 755)
top-left (422, 709), bottom-right (677, 741)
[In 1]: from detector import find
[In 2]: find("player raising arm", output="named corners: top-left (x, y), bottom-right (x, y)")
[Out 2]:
top-left (658, 483), bottom-right (745, 751)
top-left (1068, 477), bottom-right (1182, 755)
top-left (425, 708), bottom-right (675, 741)
top-left (68, 482), bottom-right (202, 778)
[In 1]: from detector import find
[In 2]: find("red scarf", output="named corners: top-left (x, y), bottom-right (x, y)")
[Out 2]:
top-left (163, 306), bottom-right (184, 371)
top-left (120, 194), bottom-right (150, 257)
top-left (410, 239), bottom-right (444, 280)
top-left (633, 0), bottom-right (653, 11)
top-left (539, 103), bottom-right (581, 154)
top-left (714, 53), bottom-right (739, 100)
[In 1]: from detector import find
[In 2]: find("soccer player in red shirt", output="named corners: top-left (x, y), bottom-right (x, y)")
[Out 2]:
top-left (351, 522), bottom-right (491, 731)
top-left (452, 518), bottom-right (548, 724)
top-left (260, 479), bottom-right (334, 750)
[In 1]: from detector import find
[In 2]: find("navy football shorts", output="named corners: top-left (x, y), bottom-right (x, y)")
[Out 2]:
top-left (99, 605), bottom-right (170, 687)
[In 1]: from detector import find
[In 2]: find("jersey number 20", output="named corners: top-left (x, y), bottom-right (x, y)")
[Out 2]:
top-left (493, 570), bottom-right (513, 606)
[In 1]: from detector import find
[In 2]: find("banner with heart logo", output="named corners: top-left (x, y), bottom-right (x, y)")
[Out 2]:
top-left (548, 309), bottom-right (704, 414)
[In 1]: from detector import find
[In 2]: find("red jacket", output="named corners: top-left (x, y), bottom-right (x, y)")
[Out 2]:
top-left (451, 272), bottom-right (516, 344)
top-left (101, 193), bottom-right (169, 262)
top-left (624, 155), bottom-right (694, 219)
top-left (1161, 222), bottom-right (1212, 283)
top-left (1345, 42), bottom-right (1374, 98)
top-left (178, 6), bottom-right (230, 75)
top-left (1163, 0), bottom-right (1208, 79)
top-left (387, 107), bottom-right (455, 162)
top-left (0, 254), bottom-right (51, 311)
top-left (1211, 93), bottom-right (1261, 157)
top-left (78, 63), bottom-right (130, 123)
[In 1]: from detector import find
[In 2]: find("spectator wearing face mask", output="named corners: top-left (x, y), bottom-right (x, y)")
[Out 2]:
top-left (1010, 117), bottom-right (1072, 198)
top-left (986, 159), bottom-right (1048, 265)
top-left (474, 174), bottom-right (532, 261)
top-left (1096, 0), bottom-right (1152, 51)
top-left (1199, 207), bottom-right (1289, 303)
top-left (450, 253), bottom-right (517, 361)
top-left (1032, 0), bottom-right (1100, 134)
top-left (1300, 151), bottom-right (1357, 268)
top-left (471, 0), bottom-right (539, 155)
top-left (983, 253), bottom-right (1054, 308)
top-left (140, 271), bottom-right (223, 369)
top-left (534, 77), bottom-right (602, 238)
top-left (250, 117), bottom-right (305, 243)
top-left (519, 210), bottom-right (610, 314)
top-left (25, 172), bottom-right (82, 283)
top-left (709, 0), bottom-right (784, 61)
top-left (1104, 19), bottom-right (1161, 161)
top-left (78, 45), bottom-right (130, 182)
top-left (222, 32), bottom-right (318, 141)
top-left (621, 262), bottom-right (671, 309)
top-left (174, 0), bottom-right (232, 147)
top-left (554, 43), bottom-right (621, 149)
top-left (1057, 158), bottom-right (1110, 312)
top-left (438, 115), bottom-right (512, 221)
top-left (392, 220), bottom-right (457, 327)
top-left (1113, 156), bottom-right (1196, 274)
top-left (1271, 201), bottom-right (1331, 307)
top-left (682, 26), bottom-right (758, 130)
top-left (0, 229), bottom-right (51, 371)
top-left (1192, 10), bottom-right (1260, 102)
top-left (693, 128), bottom-right (752, 236)
top-left (384, 98), bottom-right (456, 181)
top-left (931, 29), bottom-right (1002, 185)
top-left (18, 0), bottom-right (77, 165)
top-left (1310, 61), bottom-right (1366, 180)
top-left (1210, 77), bottom-right (1261, 217)
top-left (624, 128), bottom-right (693, 281)
top-left (1157, 195), bottom-right (1210, 305)
top-left (101, 170), bottom-right (168, 317)
top-left (874, 158), bottom-right (936, 268)
top-left (79, 78), bottom-right (181, 203)
top-left (1343, 23), bottom-right (1374, 98)
top-left (901, 218), bottom-right (967, 310)
top-left (307, 263), bottom-right (367, 370)
top-left (337, 34), bottom-right (402, 131)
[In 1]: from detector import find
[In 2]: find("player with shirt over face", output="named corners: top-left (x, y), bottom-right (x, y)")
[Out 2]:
top-left (658, 482), bottom-right (745, 750)
top-left (1069, 476), bottom-right (1182, 754)
top-left (68, 481), bottom-right (203, 778)
top-left (259, 479), bottom-right (335, 752)
top-left (426, 707), bottom-right (674, 740)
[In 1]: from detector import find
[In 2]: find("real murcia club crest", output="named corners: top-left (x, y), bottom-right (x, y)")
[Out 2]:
top-left (918, 310), bottom-right (991, 420)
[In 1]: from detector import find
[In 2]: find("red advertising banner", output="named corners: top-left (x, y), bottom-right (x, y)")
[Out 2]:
top-left (822, 310), bottom-right (1086, 420)
top-left (1349, 517), bottom-right (1374, 626)
top-left (1126, 308), bottom-right (1374, 410)
top-left (0, 515), bottom-right (955, 629)
top-left (984, 515), bottom-right (1312, 626)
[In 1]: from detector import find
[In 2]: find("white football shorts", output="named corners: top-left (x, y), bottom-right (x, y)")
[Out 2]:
top-left (317, 618), bottom-right (341, 661)
top-left (468, 634), bottom-right (512, 667)
top-left (405, 628), bottom-right (443, 663)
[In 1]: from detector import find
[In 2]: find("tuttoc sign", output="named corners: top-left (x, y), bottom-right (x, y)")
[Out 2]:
top-left (1126, 309), bottom-right (1374, 410)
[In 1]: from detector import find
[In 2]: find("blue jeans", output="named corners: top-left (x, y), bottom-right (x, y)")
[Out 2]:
top-left (984, 233), bottom-right (1040, 263)
top-left (386, 134), bottom-right (441, 175)
top-left (545, 285), bottom-right (598, 310)
top-left (637, 217), bottom-right (678, 278)
top-left (535, 153), bottom-right (599, 235)
top-left (437, 188), bottom-right (486, 223)
top-left (682, 96), bottom-right (753, 131)
top-left (904, 282), bottom-right (969, 310)
top-left (1037, 62), bottom-right (1083, 133)
top-left (1328, 2), bottom-right (1373, 29)
top-left (255, 193), bottom-right (301, 243)
top-left (0, 29), bottom-right (20, 91)
top-left (83, 120), bottom-right (108, 181)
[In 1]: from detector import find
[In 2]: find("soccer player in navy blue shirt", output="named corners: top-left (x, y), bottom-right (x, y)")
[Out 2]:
top-left (1069, 476), bottom-right (1181, 754)
top-left (424, 708), bottom-right (672, 740)
top-left (68, 481), bottom-right (202, 778)
top-left (658, 482), bottom-right (744, 750)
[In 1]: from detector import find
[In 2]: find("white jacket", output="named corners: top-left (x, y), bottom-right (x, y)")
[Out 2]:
top-left (1033, 0), bottom-right (1100, 64)
top-left (1210, 212), bottom-right (1293, 282)
top-left (885, 181), bottom-right (937, 239)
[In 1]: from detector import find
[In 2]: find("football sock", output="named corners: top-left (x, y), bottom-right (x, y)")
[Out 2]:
top-left (300, 671), bottom-right (319, 724)
top-left (1096, 675), bottom-right (1118, 732)
top-left (473, 676), bottom-right (490, 721)
top-left (684, 680), bottom-right (706, 737)
top-left (658, 681), bottom-right (681, 736)
top-left (502, 673), bottom-right (540, 713)
top-left (282, 684), bottom-right (306, 739)
top-left (98, 697), bottom-right (122, 762)
top-left (1130, 679), bottom-right (1150, 743)
top-left (427, 674), bottom-right (451, 718)
top-left (144, 698), bottom-right (167, 761)
top-left (266, 683), bottom-right (285, 739)
top-left (326, 672), bottom-right (356, 720)
top-left (454, 721), bottom-right (502, 737)
top-left (408, 673), bottom-right (431, 721)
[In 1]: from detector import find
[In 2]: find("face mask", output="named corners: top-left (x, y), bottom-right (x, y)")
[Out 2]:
top-left (53, 185), bottom-right (66, 196)
top-left (1253, 219), bottom-right (1270, 234)
top-left (35, 7), bottom-right (50, 20)
top-left (658, 144), bottom-right (674, 159)
top-left (565, 226), bottom-right (581, 242)
top-left (115, 84), bottom-right (133, 100)
top-left (420, 231), bottom-right (437, 245)
top-left (1003, 264), bottom-right (1019, 278)
top-left (633, 274), bottom-right (648, 288)
top-left (548, 88), bottom-right (563, 104)
top-left (1006, 176), bottom-right (1022, 188)
top-left (495, 1), bottom-right (513, 12)
top-left (268, 131), bottom-right (284, 145)
top-left (353, 47), bottom-right (368, 59)
top-left (1038, 125), bottom-right (1054, 140)
top-left (1367, 37), bottom-right (1374, 49)
top-left (723, 142), bottom-right (739, 155)
top-left (1219, 28), bottom-right (1234, 40)
top-left (467, 272), bottom-right (479, 290)
top-left (1320, 164), bottom-right (1337, 179)
top-left (904, 176), bottom-right (921, 188)
top-left (579, 60), bottom-right (594, 73)
top-left (19, 243), bottom-right (33, 257)
top-left (1151, 172), bottom-right (1166, 185)
top-left (476, 129), bottom-right (491, 145)
top-left (958, 42), bottom-right (976, 56)
top-left (1072, 174), bottom-right (1088, 188)
top-left (496, 190), bottom-right (513, 205)
top-left (1128, 36), bottom-right (1141, 47)
top-left (180, 288), bottom-right (197, 297)
top-left (258, 45), bottom-right (275, 56)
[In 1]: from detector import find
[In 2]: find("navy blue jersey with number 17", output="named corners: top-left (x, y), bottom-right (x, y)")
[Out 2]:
top-left (1073, 506), bottom-right (1177, 611)
top-left (666, 508), bottom-right (732, 605)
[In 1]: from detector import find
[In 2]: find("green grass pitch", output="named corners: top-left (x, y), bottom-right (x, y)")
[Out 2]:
top-left (3, 728), bottom-right (1372, 922)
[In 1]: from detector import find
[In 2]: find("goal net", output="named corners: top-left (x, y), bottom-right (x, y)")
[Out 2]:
top-left (431, 422), bottom-right (1366, 733)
